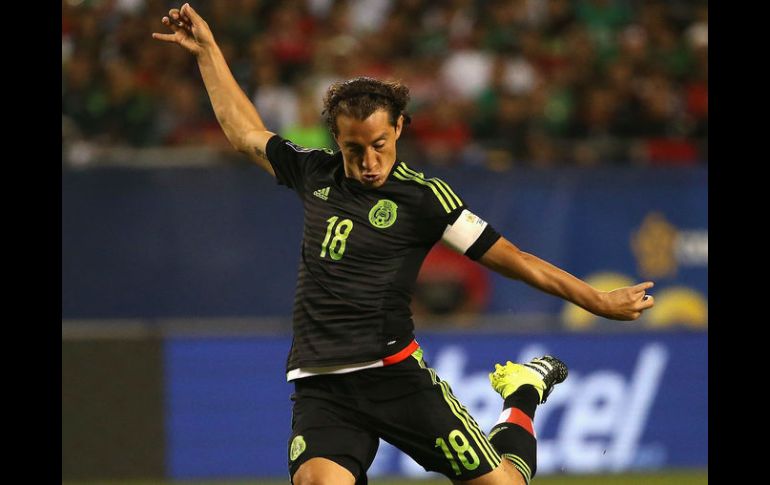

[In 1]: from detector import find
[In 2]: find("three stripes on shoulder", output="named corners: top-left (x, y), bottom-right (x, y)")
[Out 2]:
top-left (393, 163), bottom-right (463, 213)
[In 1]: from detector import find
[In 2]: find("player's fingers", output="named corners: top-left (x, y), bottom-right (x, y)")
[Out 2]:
top-left (634, 281), bottom-right (655, 293)
top-left (166, 15), bottom-right (186, 29)
top-left (161, 15), bottom-right (191, 37)
top-left (161, 16), bottom-right (178, 28)
top-left (180, 3), bottom-right (201, 24)
top-left (152, 32), bottom-right (177, 43)
top-left (639, 294), bottom-right (654, 309)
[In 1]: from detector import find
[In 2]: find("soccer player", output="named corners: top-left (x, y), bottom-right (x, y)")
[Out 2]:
top-left (153, 5), bottom-right (655, 484)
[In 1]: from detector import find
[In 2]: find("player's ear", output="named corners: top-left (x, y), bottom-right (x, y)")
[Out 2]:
top-left (394, 114), bottom-right (404, 140)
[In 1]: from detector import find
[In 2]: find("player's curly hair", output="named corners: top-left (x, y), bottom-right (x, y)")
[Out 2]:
top-left (322, 77), bottom-right (411, 136)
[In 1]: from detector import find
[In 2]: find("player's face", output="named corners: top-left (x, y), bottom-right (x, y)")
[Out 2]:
top-left (335, 109), bottom-right (403, 188)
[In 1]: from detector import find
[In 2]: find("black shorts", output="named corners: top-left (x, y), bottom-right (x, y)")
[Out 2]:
top-left (287, 348), bottom-right (502, 483)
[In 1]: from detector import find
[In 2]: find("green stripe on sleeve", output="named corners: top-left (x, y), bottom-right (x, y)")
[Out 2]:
top-left (398, 164), bottom-right (457, 209)
top-left (429, 177), bottom-right (458, 210)
top-left (398, 163), bottom-right (463, 210)
top-left (395, 165), bottom-right (451, 213)
top-left (432, 177), bottom-right (463, 207)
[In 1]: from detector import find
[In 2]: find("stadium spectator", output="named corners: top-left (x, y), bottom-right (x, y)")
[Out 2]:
top-left (410, 99), bottom-right (472, 166)
top-left (251, 60), bottom-right (300, 135)
top-left (62, 0), bottom-right (708, 166)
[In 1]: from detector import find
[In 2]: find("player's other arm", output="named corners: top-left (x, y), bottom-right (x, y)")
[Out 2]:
top-left (152, 3), bottom-right (275, 175)
top-left (478, 237), bottom-right (654, 321)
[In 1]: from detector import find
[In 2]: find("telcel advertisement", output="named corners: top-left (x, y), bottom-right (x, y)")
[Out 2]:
top-left (166, 331), bottom-right (707, 479)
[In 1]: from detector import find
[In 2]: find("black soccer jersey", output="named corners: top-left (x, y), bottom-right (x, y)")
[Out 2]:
top-left (265, 135), bottom-right (500, 374)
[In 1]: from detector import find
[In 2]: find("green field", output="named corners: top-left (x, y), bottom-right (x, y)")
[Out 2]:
top-left (64, 469), bottom-right (707, 485)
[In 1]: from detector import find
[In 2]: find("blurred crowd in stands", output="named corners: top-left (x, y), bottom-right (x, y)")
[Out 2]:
top-left (62, 0), bottom-right (708, 169)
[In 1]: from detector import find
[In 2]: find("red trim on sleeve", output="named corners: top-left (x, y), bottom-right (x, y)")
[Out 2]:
top-left (382, 339), bottom-right (419, 366)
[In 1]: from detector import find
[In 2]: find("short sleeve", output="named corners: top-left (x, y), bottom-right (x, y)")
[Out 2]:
top-left (413, 176), bottom-right (469, 241)
top-left (265, 135), bottom-right (335, 195)
top-left (413, 175), bottom-right (501, 260)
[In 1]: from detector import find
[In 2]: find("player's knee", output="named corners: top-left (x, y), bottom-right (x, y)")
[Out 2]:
top-left (291, 465), bottom-right (323, 485)
top-left (292, 458), bottom-right (355, 485)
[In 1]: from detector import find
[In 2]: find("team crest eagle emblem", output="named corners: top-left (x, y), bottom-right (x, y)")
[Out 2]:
top-left (369, 199), bottom-right (398, 228)
top-left (290, 435), bottom-right (306, 461)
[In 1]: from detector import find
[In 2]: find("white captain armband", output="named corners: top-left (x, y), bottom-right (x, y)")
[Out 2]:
top-left (441, 209), bottom-right (489, 254)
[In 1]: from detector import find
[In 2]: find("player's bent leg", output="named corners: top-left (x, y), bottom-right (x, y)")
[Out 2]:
top-left (481, 355), bottom-right (569, 485)
top-left (292, 457), bottom-right (356, 485)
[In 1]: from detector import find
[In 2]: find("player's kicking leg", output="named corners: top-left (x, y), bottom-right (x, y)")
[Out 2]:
top-left (456, 356), bottom-right (568, 485)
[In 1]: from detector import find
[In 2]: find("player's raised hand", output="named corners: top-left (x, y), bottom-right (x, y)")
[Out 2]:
top-left (599, 281), bottom-right (655, 321)
top-left (151, 3), bottom-right (214, 57)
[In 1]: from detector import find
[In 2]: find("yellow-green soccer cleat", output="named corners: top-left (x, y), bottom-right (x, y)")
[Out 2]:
top-left (489, 356), bottom-right (568, 404)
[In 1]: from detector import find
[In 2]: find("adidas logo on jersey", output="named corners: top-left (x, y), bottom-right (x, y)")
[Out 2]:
top-left (313, 187), bottom-right (331, 200)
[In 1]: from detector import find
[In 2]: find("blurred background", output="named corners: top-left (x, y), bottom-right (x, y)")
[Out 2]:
top-left (61, 0), bottom-right (707, 483)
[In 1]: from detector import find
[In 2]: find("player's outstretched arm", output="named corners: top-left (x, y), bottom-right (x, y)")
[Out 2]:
top-left (478, 237), bottom-right (654, 321)
top-left (152, 3), bottom-right (275, 175)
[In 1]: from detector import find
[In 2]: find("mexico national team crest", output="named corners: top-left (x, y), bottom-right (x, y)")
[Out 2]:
top-left (290, 435), bottom-right (306, 462)
top-left (369, 199), bottom-right (398, 228)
